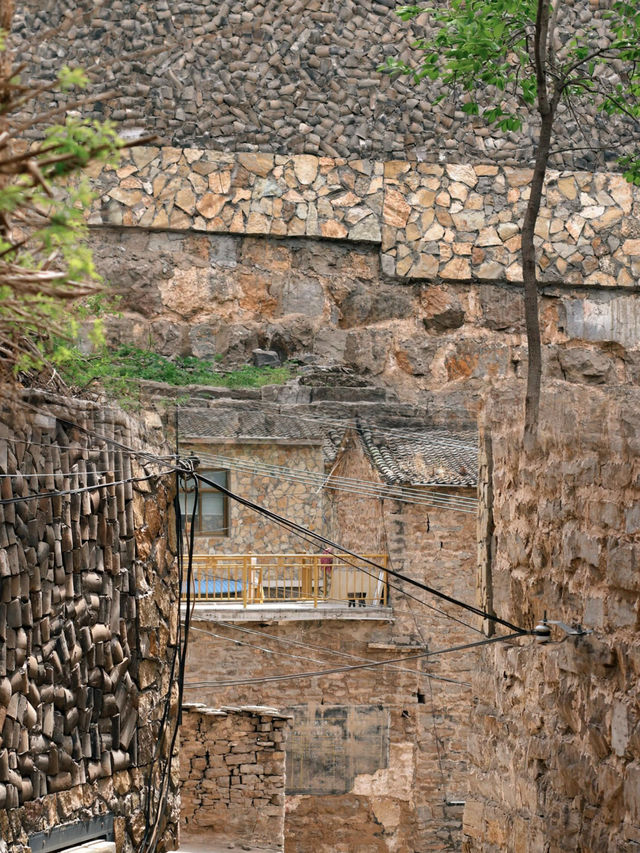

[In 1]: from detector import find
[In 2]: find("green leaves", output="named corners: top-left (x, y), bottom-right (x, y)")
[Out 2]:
top-left (57, 66), bottom-right (89, 91)
top-left (384, 0), bottom-right (640, 173)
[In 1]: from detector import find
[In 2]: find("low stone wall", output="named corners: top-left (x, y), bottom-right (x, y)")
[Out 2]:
top-left (180, 703), bottom-right (291, 850)
top-left (87, 147), bottom-right (640, 287)
top-left (0, 391), bottom-right (178, 852)
top-left (465, 381), bottom-right (640, 852)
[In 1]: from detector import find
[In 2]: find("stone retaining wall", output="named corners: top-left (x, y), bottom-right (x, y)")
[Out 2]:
top-left (0, 392), bottom-right (178, 852)
top-left (180, 703), bottom-right (291, 850)
top-left (464, 381), bottom-right (640, 852)
top-left (14, 1), bottom-right (638, 170)
top-left (87, 148), bottom-right (640, 288)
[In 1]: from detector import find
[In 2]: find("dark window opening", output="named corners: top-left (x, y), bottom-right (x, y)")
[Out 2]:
top-left (182, 469), bottom-right (229, 536)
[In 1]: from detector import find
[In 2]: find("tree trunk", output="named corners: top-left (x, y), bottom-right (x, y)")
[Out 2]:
top-left (521, 107), bottom-right (554, 446)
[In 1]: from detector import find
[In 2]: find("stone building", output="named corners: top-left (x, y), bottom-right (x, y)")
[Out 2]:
top-left (0, 391), bottom-right (179, 852)
top-left (177, 397), bottom-right (479, 851)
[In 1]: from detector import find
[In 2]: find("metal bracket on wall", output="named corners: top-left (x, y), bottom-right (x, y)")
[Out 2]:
top-left (533, 614), bottom-right (593, 643)
top-left (29, 815), bottom-right (114, 853)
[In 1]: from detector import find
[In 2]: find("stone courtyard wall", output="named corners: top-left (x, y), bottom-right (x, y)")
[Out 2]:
top-left (180, 703), bottom-right (291, 850)
top-left (0, 392), bottom-right (179, 852)
top-left (464, 381), bottom-right (640, 852)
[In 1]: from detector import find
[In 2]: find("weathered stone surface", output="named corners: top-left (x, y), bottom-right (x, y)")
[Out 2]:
top-left (13, 2), bottom-right (638, 174)
top-left (468, 382), bottom-right (640, 853)
top-left (87, 148), bottom-right (640, 289)
top-left (181, 705), bottom-right (290, 850)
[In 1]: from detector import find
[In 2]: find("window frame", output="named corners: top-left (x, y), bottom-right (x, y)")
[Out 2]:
top-left (182, 468), bottom-right (230, 536)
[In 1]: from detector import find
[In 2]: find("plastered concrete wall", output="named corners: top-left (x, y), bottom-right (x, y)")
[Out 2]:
top-left (180, 703), bottom-right (291, 850)
top-left (14, 1), bottom-right (638, 170)
top-left (0, 393), bottom-right (179, 852)
top-left (464, 381), bottom-right (640, 852)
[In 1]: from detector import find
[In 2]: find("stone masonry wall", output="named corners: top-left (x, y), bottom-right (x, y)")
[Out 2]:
top-left (183, 432), bottom-right (478, 852)
top-left (179, 441), bottom-right (326, 554)
top-left (180, 703), bottom-right (291, 850)
top-left (463, 381), bottom-right (640, 852)
top-left (14, 1), bottom-right (638, 170)
top-left (185, 618), bottom-right (427, 853)
top-left (87, 148), bottom-right (640, 288)
top-left (0, 391), bottom-right (179, 852)
top-left (329, 437), bottom-right (478, 850)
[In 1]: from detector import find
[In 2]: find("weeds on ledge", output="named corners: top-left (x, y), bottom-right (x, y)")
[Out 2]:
top-left (58, 344), bottom-right (294, 401)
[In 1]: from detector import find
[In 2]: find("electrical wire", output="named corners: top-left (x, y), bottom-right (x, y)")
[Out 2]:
top-left (141, 465), bottom-right (199, 853)
top-left (184, 632), bottom-right (525, 687)
top-left (194, 471), bottom-right (529, 635)
top-left (188, 624), bottom-right (470, 686)
top-left (195, 451), bottom-right (477, 513)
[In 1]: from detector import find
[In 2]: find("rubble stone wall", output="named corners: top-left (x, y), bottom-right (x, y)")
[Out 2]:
top-left (329, 439), bottom-right (477, 850)
top-left (14, 1), bottom-right (637, 170)
top-left (180, 703), bottom-right (291, 851)
top-left (0, 392), bottom-right (179, 852)
top-left (179, 441), bottom-right (326, 554)
top-left (464, 381), bottom-right (640, 852)
top-left (185, 618), bottom-right (426, 852)
top-left (87, 148), bottom-right (640, 287)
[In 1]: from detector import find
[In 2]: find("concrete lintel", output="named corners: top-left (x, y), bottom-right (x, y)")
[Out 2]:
top-left (184, 603), bottom-right (394, 623)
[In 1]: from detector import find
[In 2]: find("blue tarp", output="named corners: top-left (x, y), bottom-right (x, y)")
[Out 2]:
top-left (183, 578), bottom-right (244, 595)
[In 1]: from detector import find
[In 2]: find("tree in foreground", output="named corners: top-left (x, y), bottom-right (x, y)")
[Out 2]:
top-left (0, 3), bottom-right (138, 386)
top-left (382, 0), bottom-right (640, 443)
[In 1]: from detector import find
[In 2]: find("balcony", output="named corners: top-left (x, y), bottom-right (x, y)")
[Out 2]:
top-left (181, 553), bottom-right (391, 622)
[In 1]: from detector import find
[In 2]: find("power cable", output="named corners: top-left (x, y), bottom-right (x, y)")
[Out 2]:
top-left (188, 624), bottom-right (470, 686)
top-left (194, 471), bottom-right (529, 635)
top-left (184, 632), bottom-right (525, 687)
top-left (195, 451), bottom-right (477, 513)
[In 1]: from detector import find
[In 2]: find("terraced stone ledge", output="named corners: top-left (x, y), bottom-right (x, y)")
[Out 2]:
top-left (87, 147), bottom-right (640, 288)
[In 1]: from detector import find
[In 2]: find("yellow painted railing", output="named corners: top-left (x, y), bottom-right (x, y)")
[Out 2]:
top-left (182, 553), bottom-right (389, 607)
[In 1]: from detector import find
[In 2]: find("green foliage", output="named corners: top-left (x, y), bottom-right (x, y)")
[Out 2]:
top-left (381, 0), bottom-right (640, 173)
top-left (57, 344), bottom-right (294, 401)
top-left (0, 24), bottom-right (127, 373)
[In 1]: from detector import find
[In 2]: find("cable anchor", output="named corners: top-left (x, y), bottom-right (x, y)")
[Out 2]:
top-left (533, 611), bottom-right (593, 643)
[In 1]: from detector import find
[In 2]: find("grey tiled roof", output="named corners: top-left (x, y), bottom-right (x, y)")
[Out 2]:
top-left (179, 408), bottom-right (326, 442)
top-left (178, 407), bottom-right (477, 487)
top-left (359, 426), bottom-right (477, 487)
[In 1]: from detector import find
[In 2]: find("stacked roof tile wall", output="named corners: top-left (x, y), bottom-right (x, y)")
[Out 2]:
top-left (0, 393), bottom-right (178, 852)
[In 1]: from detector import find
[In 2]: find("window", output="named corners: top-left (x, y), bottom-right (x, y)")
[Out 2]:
top-left (182, 469), bottom-right (229, 535)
